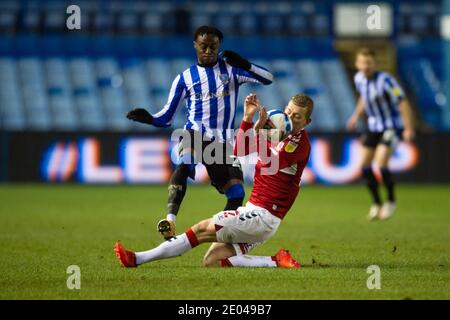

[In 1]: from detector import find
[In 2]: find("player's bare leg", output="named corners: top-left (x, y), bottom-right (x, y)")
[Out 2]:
top-left (375, 145), bottom-right (396, 220)
top-left (158, 148), bottom-right (196, 240)
top-left (203, 242), bottom-right (300, 268)
top-left (203, 243), bottom-right (237, 267)
top-left (360, 147), bottom-right (381, 220)
top-left (360, 146), bottom-right (375, 167)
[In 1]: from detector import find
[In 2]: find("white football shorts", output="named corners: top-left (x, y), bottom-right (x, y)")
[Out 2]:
top-left (212, 202), bottom-right (281, 255)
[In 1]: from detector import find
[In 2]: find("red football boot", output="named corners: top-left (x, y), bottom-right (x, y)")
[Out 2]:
top-left (274, 248), bottom-right (301, 268)
top-left (114, 242), bottom-right (137, 268)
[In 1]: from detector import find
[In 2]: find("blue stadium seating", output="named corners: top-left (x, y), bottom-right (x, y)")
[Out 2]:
top-left (397, 1), bottom-right (441, 36)
top-left (70, 58), bottom-right (105, 130)
top-left (0, 0), bottom-right (446, 133)
top-left (0, 58), bottom-right (26, 129)
top-left (0, 0), bottom-right (442, 38)
top-left (3, 31), bottom-right (446, 133)
top-left (0, 35), bottom-right (357, 132)
top-left (397, 38), bottom-right (448, 130)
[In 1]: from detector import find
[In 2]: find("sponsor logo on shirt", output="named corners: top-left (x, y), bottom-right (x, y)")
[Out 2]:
top-left (194, 89), bottom-right (230, 101)
top-left (219, 74), bottom-right (230, 84)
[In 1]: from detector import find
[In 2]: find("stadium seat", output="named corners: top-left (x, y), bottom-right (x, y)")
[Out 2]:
top-left (145, 59), bottom-right (173, 90)
top-left (320, 59), bottom-right (356, 125)
top-left (117, 11), bottom-right (139, 34)
top-left (69, 58), bottom-right (106, 130)
top-left (236, 13), bottom-right (259, 35)
top-left (398, 38), bottom-right (446, 130)
top-left (190, 14), bottom-right (211, 33)
top-left (93, 11), bottom-right (114, 33)
top-left (0, 58), bottom-right (26, 130)
top-left (16, 58), bottom-right (52, 129)
top-left (296, 59), bottom-right (341, 131)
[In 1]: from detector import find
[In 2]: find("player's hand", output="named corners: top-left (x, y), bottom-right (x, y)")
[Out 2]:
top-left (346, 115), bottom-right (358, 131)
top-left (403, 128), bottom-right (415, 142)
top-left (243, 93), bottom-right (260, 122)
top-left (222, 50), bottom-right (251, 70)
top-left (126, 108), bottom-right (153, 125)
top-left (254, 106), bottom-right (269, 133)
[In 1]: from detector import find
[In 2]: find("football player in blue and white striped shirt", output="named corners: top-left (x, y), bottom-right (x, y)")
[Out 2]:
top-left (127, 26), bottom-right (273, 239)
top-left (347, 48), bottom-right (415, 221)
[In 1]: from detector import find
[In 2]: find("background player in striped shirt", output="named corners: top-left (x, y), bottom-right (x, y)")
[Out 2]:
top-left (126, 26), bottom-right (273, 239)
top-left (347, 48), bottom-right (415, 220)
top-left (114, 93), bottom-right (313, 268)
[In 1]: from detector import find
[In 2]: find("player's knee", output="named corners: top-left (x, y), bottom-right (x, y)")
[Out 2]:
top-left (203, 259), bottom-right (219, 268)
top-left (224, 183), bottom-right (245, 210)
top-left (225, 183), bottom-right (245, 200)
top-left (202, 253), bottom-right (220, 268)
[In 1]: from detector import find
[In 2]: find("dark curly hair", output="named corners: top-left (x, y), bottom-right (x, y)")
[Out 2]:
top-left (194, 26), bottom-right (224, 42)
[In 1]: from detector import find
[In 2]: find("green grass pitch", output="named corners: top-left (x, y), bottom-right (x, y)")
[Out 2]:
top-left (0, 184), bottom-right (449, 300)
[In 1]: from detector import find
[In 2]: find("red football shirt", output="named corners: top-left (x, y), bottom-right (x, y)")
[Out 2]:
top-left (234, 120), bottom-right (311, 219)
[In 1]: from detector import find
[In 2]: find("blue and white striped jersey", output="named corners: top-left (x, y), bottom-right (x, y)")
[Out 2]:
top-left (354, 71), bottom-right (405, 132)
top-left (151, 58), bottom-right (273, 142)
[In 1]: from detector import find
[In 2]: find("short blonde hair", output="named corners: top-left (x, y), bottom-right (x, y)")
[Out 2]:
top-left (356, 47), bottom-right (376, 59)
top-left (290, 94), bottom-right (314, 119)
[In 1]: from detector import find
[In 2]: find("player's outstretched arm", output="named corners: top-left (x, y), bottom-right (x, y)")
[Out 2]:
top-left (126, 74), bottom-right (186, 128)
top-left (234, 93), bottom-right (260, 156)
top-left (242, 93), bottom-right (260, 123)
top-left (222, 51), bottom-right (273, 85)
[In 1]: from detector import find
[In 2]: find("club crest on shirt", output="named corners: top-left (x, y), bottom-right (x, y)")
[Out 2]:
top-left (219, 74), bottom-right (229, 84)
top-left (284, 141), bottom-right (298, 153)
